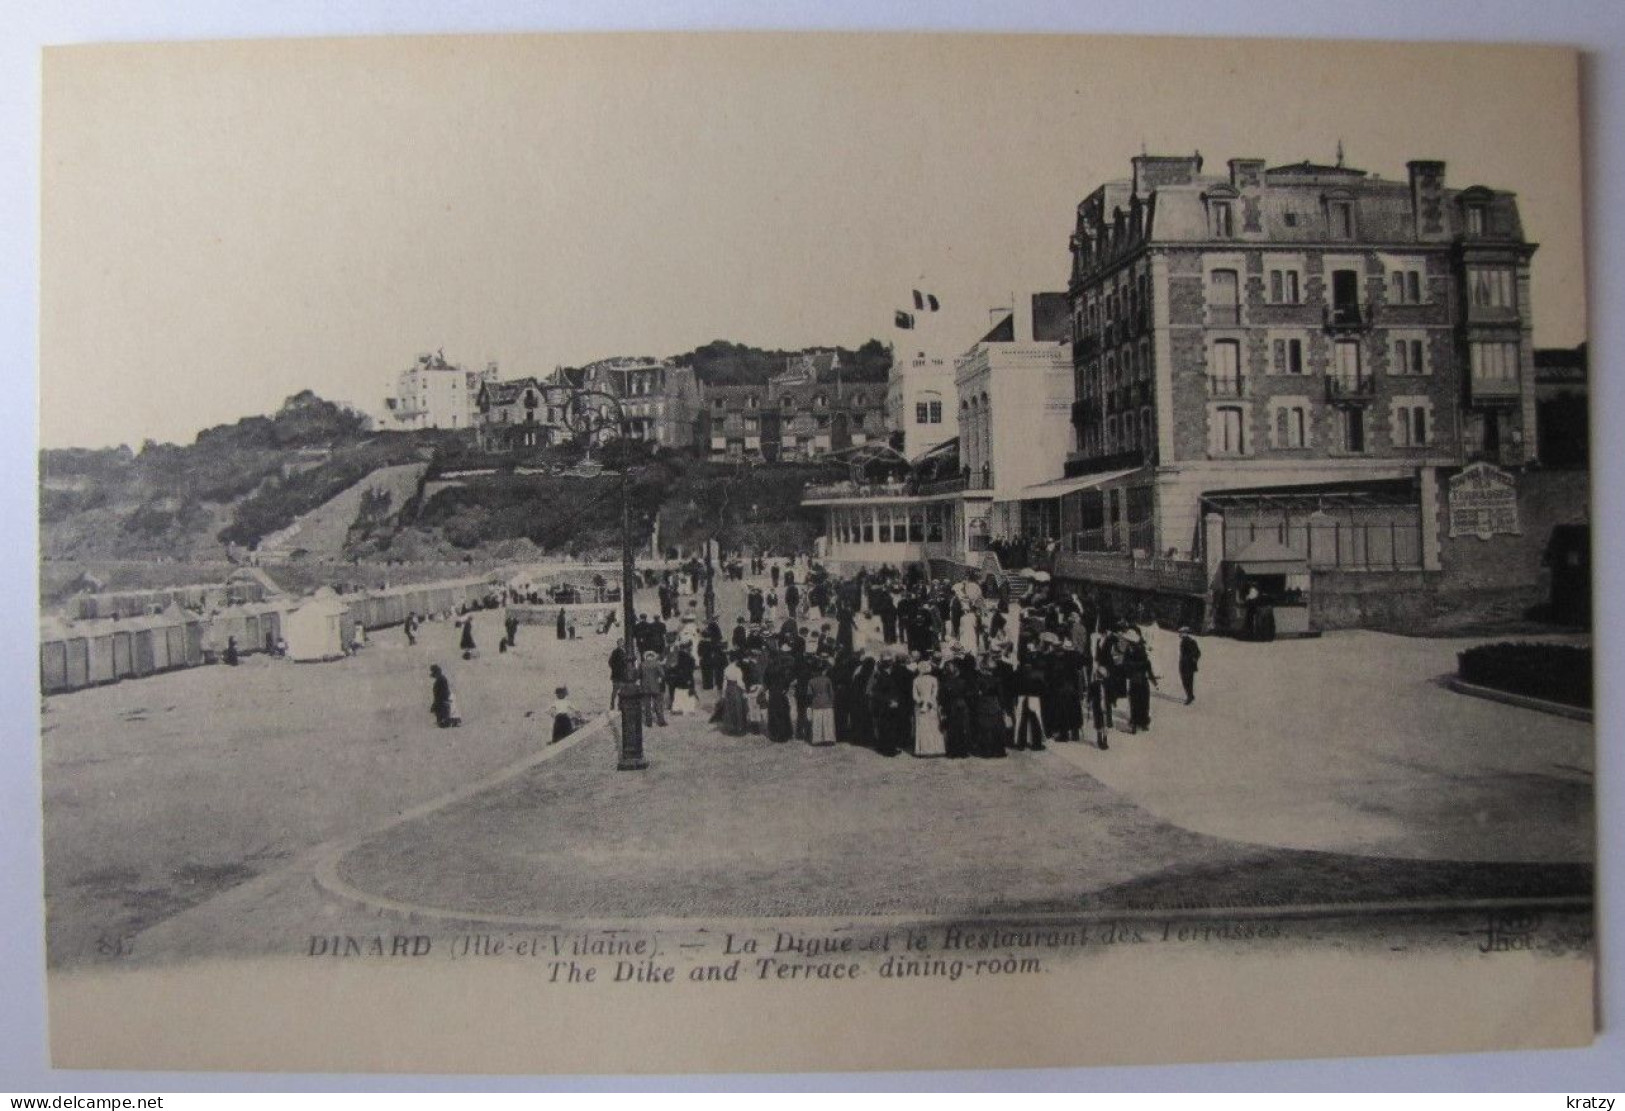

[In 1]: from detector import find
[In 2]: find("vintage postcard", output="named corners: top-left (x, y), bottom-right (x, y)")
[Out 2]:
top-left (39, 32), bottom-right (1593, 1073)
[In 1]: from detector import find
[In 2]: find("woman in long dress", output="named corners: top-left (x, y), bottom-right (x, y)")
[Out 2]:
top-left (1124, 629), bottom-right (1156, 733)
top-left (938, 657), bottom-right (972, 759)
top-left (971, 667), bottom-right (1009, 758)
top-left (911, 663), bottom-right (946, 757)
top-left (764, 652), bottom-right (794, 743)
top-left (720, 655), bottom-right (749, 736)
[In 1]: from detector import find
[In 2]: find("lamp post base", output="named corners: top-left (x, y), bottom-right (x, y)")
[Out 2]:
top-left (616, 685), bottom-right (649, 771)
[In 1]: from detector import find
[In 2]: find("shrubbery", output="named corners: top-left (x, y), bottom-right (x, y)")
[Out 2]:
top-left (1457, 642), bottom-right (1592, 708)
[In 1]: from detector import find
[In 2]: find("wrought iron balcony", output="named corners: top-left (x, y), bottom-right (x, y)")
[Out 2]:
top-left (1325, 374), bottom-right (1377, 404)
top-left (1208, 375), bottom-right (1247, 399)
top-left (1323, 301), bottom-right (1372, 331)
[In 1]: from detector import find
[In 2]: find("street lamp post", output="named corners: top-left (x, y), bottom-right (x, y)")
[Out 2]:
top-left (555, 385), bottom-right (647, 771)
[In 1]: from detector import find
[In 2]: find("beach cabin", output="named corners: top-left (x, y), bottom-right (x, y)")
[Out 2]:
top-left (282, 589), bottom-right (350, 662)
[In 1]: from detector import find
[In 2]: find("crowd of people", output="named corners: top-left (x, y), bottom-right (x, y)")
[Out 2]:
top-left (411, 551), bottom-right (1207, 755)
top-left (603, 557), bottom-right (1204, 757)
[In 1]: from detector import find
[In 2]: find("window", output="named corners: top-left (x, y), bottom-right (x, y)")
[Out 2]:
top-left (1141, 407), bottom-right (1154, 450)
top-left (1275, 404), bottom-right (1309, 449)
top-left (1210, 406), bottom-right (1246, 455)
top-left (1469, 267), bottom-right (1516, 309)
top-left (1105, 416), bottom-right (1117, 453)
top-left (713, 398), bottom-right (725, 410)
top-left (1333, 340), bottom-right (1363, 381)
top-left (1470, 341), bottom-right (1520, 382)
top-left (1340, 408), bottom-right (1366, 453)
top-left (929, 400), bottom-right (942, 423)
top-left (1139, 340), bottom-right (1151, 380)
top-left (1329, 200), bottom-right (1355, 239)
top-left (1272, 337), bottom-right (1305, 375)
top-left (1389, 267), bottom-right (1424, 304)
top-left (1123, 415), bottom-right (1136, 451)
top-left (1394, 401), bottom-right (1430, 447)
top-left (1269, 268), bottom-right (1301, 304)
top-left (1392, 338), bottom-right (1426, 375)
top-left (746, 395), bottom-right (759, 409)
top-left (1211, 339), bottom-right (1242, 393)
top-left (909, 510), bottom-right (925, 543)
top-left (877, 514), bottom-right (891, 544)
top-left (860, 515), bottom-right (874, 543)
top-left (1212, 201), bottom-right (1235, 239)
top-left (1465, 205), bottom-right (1487, 236)
top-left (1209, 269), bottom-right (1240, 325)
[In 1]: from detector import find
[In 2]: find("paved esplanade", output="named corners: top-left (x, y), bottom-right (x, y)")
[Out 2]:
top-left (44, 569), bottom-right (1592, 968)
top-left (332, 572), bottom-right (1593, 923)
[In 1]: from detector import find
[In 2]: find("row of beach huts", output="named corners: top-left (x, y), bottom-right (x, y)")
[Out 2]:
top-left (40, 576), bottom-right (498, 696)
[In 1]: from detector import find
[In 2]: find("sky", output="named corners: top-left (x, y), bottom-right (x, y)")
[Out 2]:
top-left (40, 33), bottom-right (1586, 449)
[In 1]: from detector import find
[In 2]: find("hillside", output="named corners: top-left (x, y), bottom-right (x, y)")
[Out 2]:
top-left (39, 341), bottom-right (880, 570)
top-left (40, 392), bottom-right (449, 561)
top-left (257, 462), bottom-right (429, 559)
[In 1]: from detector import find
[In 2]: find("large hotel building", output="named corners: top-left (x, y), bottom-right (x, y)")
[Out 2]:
top-left (808, 153), bottom-right (1574, 632)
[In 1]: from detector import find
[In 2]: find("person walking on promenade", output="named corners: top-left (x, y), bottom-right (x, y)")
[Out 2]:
top-left (1178, 627), bottom-right (1202, 705)
top-left (459, 615), bottom-right (478, 659)
top-left (556, 606), bottom-right (568, 640)
top-left (970, 663), bottom-right (1010, 758)
top-left (699, 617), bottom-right (724, 691)
top-left (938, 654), bottom-right (973, 758)
top-left (504, 611), bottom-right (520, 650)
top-left (719, 654), bottom-right (749, 736)
top-left (764, 648), bottom-right (794, 743)
top-left (1012, 648), bottom-right (1048, 751)
top-left (429, 664), bottom-right (461, 728)
top-left (911, 661), bottom-right (945, 757)
top-left (608, 642), bottom-right (627, 710)
top-left (668, 640), bottom-right (698, 715)
top-left (807, 661), bottom-right (836, 746)
top-left (1123, 627), bottom-right (1157, 734)
top-left (640, 651), bottom-right (667, 728)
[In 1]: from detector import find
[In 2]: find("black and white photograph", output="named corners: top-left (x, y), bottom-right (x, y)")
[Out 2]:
top-left (32, 29), bottom-right (1598, 1075)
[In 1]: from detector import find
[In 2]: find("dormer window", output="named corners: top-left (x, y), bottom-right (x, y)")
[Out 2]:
top-left (1465, 204), bottom-right (1486, 236)
top-left (1328, 200), bottom-right (1355, 240)
top-left (1212, 201), bottom-right (1235, 239)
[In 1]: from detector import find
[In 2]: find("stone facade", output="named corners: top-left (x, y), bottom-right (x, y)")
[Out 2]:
top-left (700, 360), bottom-right (886, 462)
top-left (1063, 153), bottom-right (1539, 565)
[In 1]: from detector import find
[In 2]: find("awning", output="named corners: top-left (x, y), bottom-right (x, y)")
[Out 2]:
top-left (996, 467), bottom-right (1142, 503)
top-left (1230, 536), bottom-right (1308, 573)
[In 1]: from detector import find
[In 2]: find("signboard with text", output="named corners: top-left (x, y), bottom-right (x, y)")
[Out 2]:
top-left (1448, 462), bottom-right (1521, 540)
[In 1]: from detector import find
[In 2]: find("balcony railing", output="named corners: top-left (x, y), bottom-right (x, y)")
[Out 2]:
top-left (1323, 301), bottom-right (1372, 330)
top-left (1325, 374), bottom-right (1377, 403)
top-left (1208, 375), bottom-right (1247, 398)
top-left (1468, 374), bottom-right (1523, 407)
top-left (802, 480), bottom-right (913, 501)
top-left (915, 474), bottom-right (969, 496)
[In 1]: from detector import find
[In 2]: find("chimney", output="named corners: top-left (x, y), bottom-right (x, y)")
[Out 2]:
top-left (1132, 152), bottom-right (1203, 194)
top-left (1408, 160), bottom-right (1448, 240)
top-left (1229, 158), bottom-right (1266, 190)
top-left (1014, 294), bottom-right (1034, 343)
